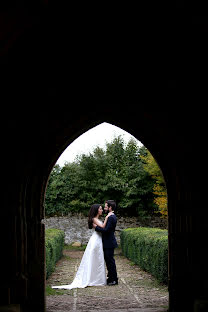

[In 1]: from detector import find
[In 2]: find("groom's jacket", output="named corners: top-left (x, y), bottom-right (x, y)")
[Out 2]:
top-left (95, 214), bottom-right (118, 249)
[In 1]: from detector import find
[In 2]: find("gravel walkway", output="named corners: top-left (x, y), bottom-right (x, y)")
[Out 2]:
top-left (46, 248), bottom-right (168, 312)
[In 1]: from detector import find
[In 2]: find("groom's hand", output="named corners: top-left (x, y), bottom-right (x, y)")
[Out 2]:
top-left (93, 223), bottom-right (97, 229)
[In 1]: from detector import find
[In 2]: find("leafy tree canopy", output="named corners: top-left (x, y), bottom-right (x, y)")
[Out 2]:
top-left (44, 136), bottom-right (167, 218)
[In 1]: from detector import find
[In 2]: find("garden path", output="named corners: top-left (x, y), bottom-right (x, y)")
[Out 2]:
top-left (46, 247), bottom-right (168, 312)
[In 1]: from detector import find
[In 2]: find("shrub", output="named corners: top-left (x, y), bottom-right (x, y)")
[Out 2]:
top-left (120, 227), bottom-right (168, 284)
top-left (69, 199), bottom-right (89, 214)
top-left (45, 228), bottom-right (65, 279)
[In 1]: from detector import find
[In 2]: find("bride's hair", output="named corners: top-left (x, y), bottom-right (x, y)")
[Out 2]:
top-left (88, 204), bottom-right (101, 229)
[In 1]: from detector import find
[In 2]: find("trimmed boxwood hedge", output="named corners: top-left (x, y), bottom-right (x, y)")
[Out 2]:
top-left (120, 227), bottom-right (168, 284)
top-left (45, 228), bottom-right (65, 279)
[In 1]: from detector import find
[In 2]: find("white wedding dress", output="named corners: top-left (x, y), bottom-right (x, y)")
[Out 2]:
top-left (52, 220), bottom-right (106, 290)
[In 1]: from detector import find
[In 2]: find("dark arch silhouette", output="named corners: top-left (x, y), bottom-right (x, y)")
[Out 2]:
top-left (1, 5), bottom-right (207, 312)
top-left (2, 108), bottom-right (207, 312)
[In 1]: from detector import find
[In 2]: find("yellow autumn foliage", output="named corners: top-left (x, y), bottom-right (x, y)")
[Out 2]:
top-left (153, 184), bottom-right (168, 217)
top-left (141, 150), bottom-right (168, 218)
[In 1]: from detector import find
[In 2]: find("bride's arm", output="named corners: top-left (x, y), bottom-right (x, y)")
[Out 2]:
top-left (93, 213), bottom-right (113, 228)
top-left (93, 218), bottom-right (106, 228)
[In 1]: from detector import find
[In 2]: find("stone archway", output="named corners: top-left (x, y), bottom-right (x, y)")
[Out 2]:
top-left (1, 110), bottom-right (207, 312)
top-left (44, 121), bottom-right (169, 311)
top-left (42, 114), bottom-right (170, 309)
top-left (44, 113), bottom-right (208, 312)
top-left (1, 5), bottom-right (208, 311)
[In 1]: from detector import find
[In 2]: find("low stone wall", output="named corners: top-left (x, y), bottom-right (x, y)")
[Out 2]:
top-left (42, 213), bottom-right (167, 245)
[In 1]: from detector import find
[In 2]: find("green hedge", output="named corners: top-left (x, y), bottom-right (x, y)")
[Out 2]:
top-left (120, 227), bottom-right (168, 284)
top-left (45, 228), bottom-right (65, 279)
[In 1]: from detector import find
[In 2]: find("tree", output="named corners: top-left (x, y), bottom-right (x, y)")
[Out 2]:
top-left (141, 150), bottom-right (168, 217)
top-left (44, 164), bottom-right (63, 216)
top-left (118, 142), bottom-right (156, 216)
top-left (44, 137), bottom-right (162, 218)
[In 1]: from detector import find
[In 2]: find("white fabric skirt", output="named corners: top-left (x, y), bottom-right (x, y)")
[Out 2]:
top-left (52, 230), bottom-right (106, 290)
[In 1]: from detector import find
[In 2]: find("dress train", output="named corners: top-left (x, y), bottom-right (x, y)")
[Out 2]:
top-left (52, 222), bottom-right (106, 290)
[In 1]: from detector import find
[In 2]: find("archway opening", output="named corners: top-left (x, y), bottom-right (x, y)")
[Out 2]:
top-left (43, 122), bottom-right (169, 311)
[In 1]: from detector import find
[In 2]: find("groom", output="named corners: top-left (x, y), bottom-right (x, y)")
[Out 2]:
top-left (94, 200), bottom-right (118, 286)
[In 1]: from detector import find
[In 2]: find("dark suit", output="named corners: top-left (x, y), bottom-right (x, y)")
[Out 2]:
top-left (95, 214), bottom-right (118, 283)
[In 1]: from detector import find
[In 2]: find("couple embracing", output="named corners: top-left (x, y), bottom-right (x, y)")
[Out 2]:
top-left (52, 200), bottom-right (118, 290)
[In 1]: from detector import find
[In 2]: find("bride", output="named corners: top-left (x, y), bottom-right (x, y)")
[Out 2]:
top-left (52, 204), bottom-right (113, 290)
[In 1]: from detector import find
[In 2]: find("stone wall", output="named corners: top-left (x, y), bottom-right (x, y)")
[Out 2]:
top-left (42, 213), bottom-right (167, 245)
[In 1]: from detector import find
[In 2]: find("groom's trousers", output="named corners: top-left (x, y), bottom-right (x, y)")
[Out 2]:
top-left (103, 248), bottom-right (118, 282)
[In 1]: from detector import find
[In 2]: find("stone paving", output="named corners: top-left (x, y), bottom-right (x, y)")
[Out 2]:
top-left (46, 247), bottom-right (168, 312)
